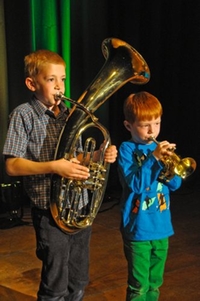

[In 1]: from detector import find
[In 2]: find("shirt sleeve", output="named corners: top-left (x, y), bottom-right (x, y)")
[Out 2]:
top-left (3, 110), bottom-right (30, 158)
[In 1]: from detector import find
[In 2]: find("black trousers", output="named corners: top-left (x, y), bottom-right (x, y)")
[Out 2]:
top-left (31, 208), bottom-right (92, 301)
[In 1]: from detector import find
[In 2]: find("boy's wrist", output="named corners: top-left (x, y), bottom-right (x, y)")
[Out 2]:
top-left (153, 154), bottom-right (159, 161)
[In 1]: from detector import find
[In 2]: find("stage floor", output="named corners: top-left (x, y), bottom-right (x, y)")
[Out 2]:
top-left (0, 179), bottom-right (200, 301)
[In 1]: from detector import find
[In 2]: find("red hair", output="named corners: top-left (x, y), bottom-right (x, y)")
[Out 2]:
top-left (123, 91), bottom-right (163, 123)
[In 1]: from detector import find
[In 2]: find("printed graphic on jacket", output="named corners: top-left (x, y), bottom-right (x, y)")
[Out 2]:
top-left (132, 151), bottom-right (168, 213)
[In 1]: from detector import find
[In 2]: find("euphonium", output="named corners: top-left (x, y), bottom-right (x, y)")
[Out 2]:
top-left (149, 136), bottom-right (196, 179)
top-left (50, 38), bottom-right (150, 233)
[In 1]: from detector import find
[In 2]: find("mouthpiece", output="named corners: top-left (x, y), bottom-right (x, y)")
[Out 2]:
top-left (54, 91), bottom-right (63, 101)
top-left (148, 136), bottom-right (157, 143)
top-left (148, 136), bottom-right (176, 151)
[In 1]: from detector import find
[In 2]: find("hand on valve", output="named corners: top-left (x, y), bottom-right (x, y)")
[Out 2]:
top-left (153, 140), bottom-right (176, 161)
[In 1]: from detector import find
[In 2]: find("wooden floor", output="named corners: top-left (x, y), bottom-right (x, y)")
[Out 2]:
top-left (0, 178), bottom-right (200, 301)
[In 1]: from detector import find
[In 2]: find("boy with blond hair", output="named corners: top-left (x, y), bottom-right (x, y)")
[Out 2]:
top-left (3, 49), bottom-right (117, 301)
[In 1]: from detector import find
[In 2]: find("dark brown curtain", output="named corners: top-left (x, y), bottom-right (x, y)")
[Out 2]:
top-left (2, 0), bottom-right (200, 187)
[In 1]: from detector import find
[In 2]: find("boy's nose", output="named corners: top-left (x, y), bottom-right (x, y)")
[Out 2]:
top-left (148, 126), bottom-right (153, 133)
top-left (54, 84), bottom-right (60, 90)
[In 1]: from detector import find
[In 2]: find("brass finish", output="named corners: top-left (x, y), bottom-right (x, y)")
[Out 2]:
top-left (50, 38), bottom-right (150, 233)
top-left (149, 136), bottom-right (196, 179)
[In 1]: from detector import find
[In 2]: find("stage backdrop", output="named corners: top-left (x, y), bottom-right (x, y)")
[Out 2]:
top-left (1, 0), bottom-right (200, 188)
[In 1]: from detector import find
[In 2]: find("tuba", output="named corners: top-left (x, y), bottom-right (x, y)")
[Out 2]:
top-left (50, 38), bottom-right (150, 233)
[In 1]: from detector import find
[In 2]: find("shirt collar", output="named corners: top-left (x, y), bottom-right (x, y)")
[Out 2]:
top-left (30, 95), bottom-right (69, 118)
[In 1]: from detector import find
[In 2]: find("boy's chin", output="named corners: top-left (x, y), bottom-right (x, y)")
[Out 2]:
top-left (140, 137), bottom-right (153, 144)
top-left (54, 99), bottom-right (61, 106)
top-left (132, 137), bottom-right (149, 144)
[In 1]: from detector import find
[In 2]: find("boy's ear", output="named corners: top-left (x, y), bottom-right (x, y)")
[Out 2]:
top-left (124, 120), bottom-right (131, 132)
top-left (25, 77), bottom-right (36, 91)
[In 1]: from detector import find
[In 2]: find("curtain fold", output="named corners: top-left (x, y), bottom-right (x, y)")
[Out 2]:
top-left (29, 0), bottom-right (71, 98)
top-left (60, 0), bottom-right (71, 98)
top-left (30, 0), bottom-right (59, 51)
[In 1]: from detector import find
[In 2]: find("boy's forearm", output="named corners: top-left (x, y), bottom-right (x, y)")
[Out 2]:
top-left (5, 157), bottom-right (55, 176)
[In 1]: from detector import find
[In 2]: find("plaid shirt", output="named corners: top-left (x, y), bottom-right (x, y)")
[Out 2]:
top-left (3, 96), bottom-right (83, 209)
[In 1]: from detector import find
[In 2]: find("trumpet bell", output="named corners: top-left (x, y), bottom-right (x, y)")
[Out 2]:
top-left (149, 136), bottom-right (197, 180)
top-left (174, 157), bottom-right (197, 179)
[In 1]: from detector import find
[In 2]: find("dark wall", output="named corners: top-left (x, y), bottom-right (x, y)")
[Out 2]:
top-left (69, 0), bottom-right (200, 186)
top-left (70, 1), bottom-right (200, 153)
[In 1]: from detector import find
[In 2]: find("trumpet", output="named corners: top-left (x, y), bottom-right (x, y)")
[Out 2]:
top-left (149, 136), bottom-right (196, 179)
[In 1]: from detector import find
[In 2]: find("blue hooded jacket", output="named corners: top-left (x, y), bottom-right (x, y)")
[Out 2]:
top-left (118, 140), bottom-right (182, 241)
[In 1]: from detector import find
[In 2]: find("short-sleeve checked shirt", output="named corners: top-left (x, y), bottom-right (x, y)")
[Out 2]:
top-left (3, 96), bottom-right (83, 209)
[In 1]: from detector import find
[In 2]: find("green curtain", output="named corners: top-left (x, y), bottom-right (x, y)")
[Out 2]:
top-left (29, 0), bottom-right (71, 99)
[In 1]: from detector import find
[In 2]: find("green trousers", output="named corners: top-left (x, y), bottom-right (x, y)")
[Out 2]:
top-left (123, 238), bottom-right (169, 301)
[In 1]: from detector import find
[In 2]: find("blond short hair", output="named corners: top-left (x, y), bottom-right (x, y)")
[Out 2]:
top-left (24, 49), bottom-right (66, 78)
